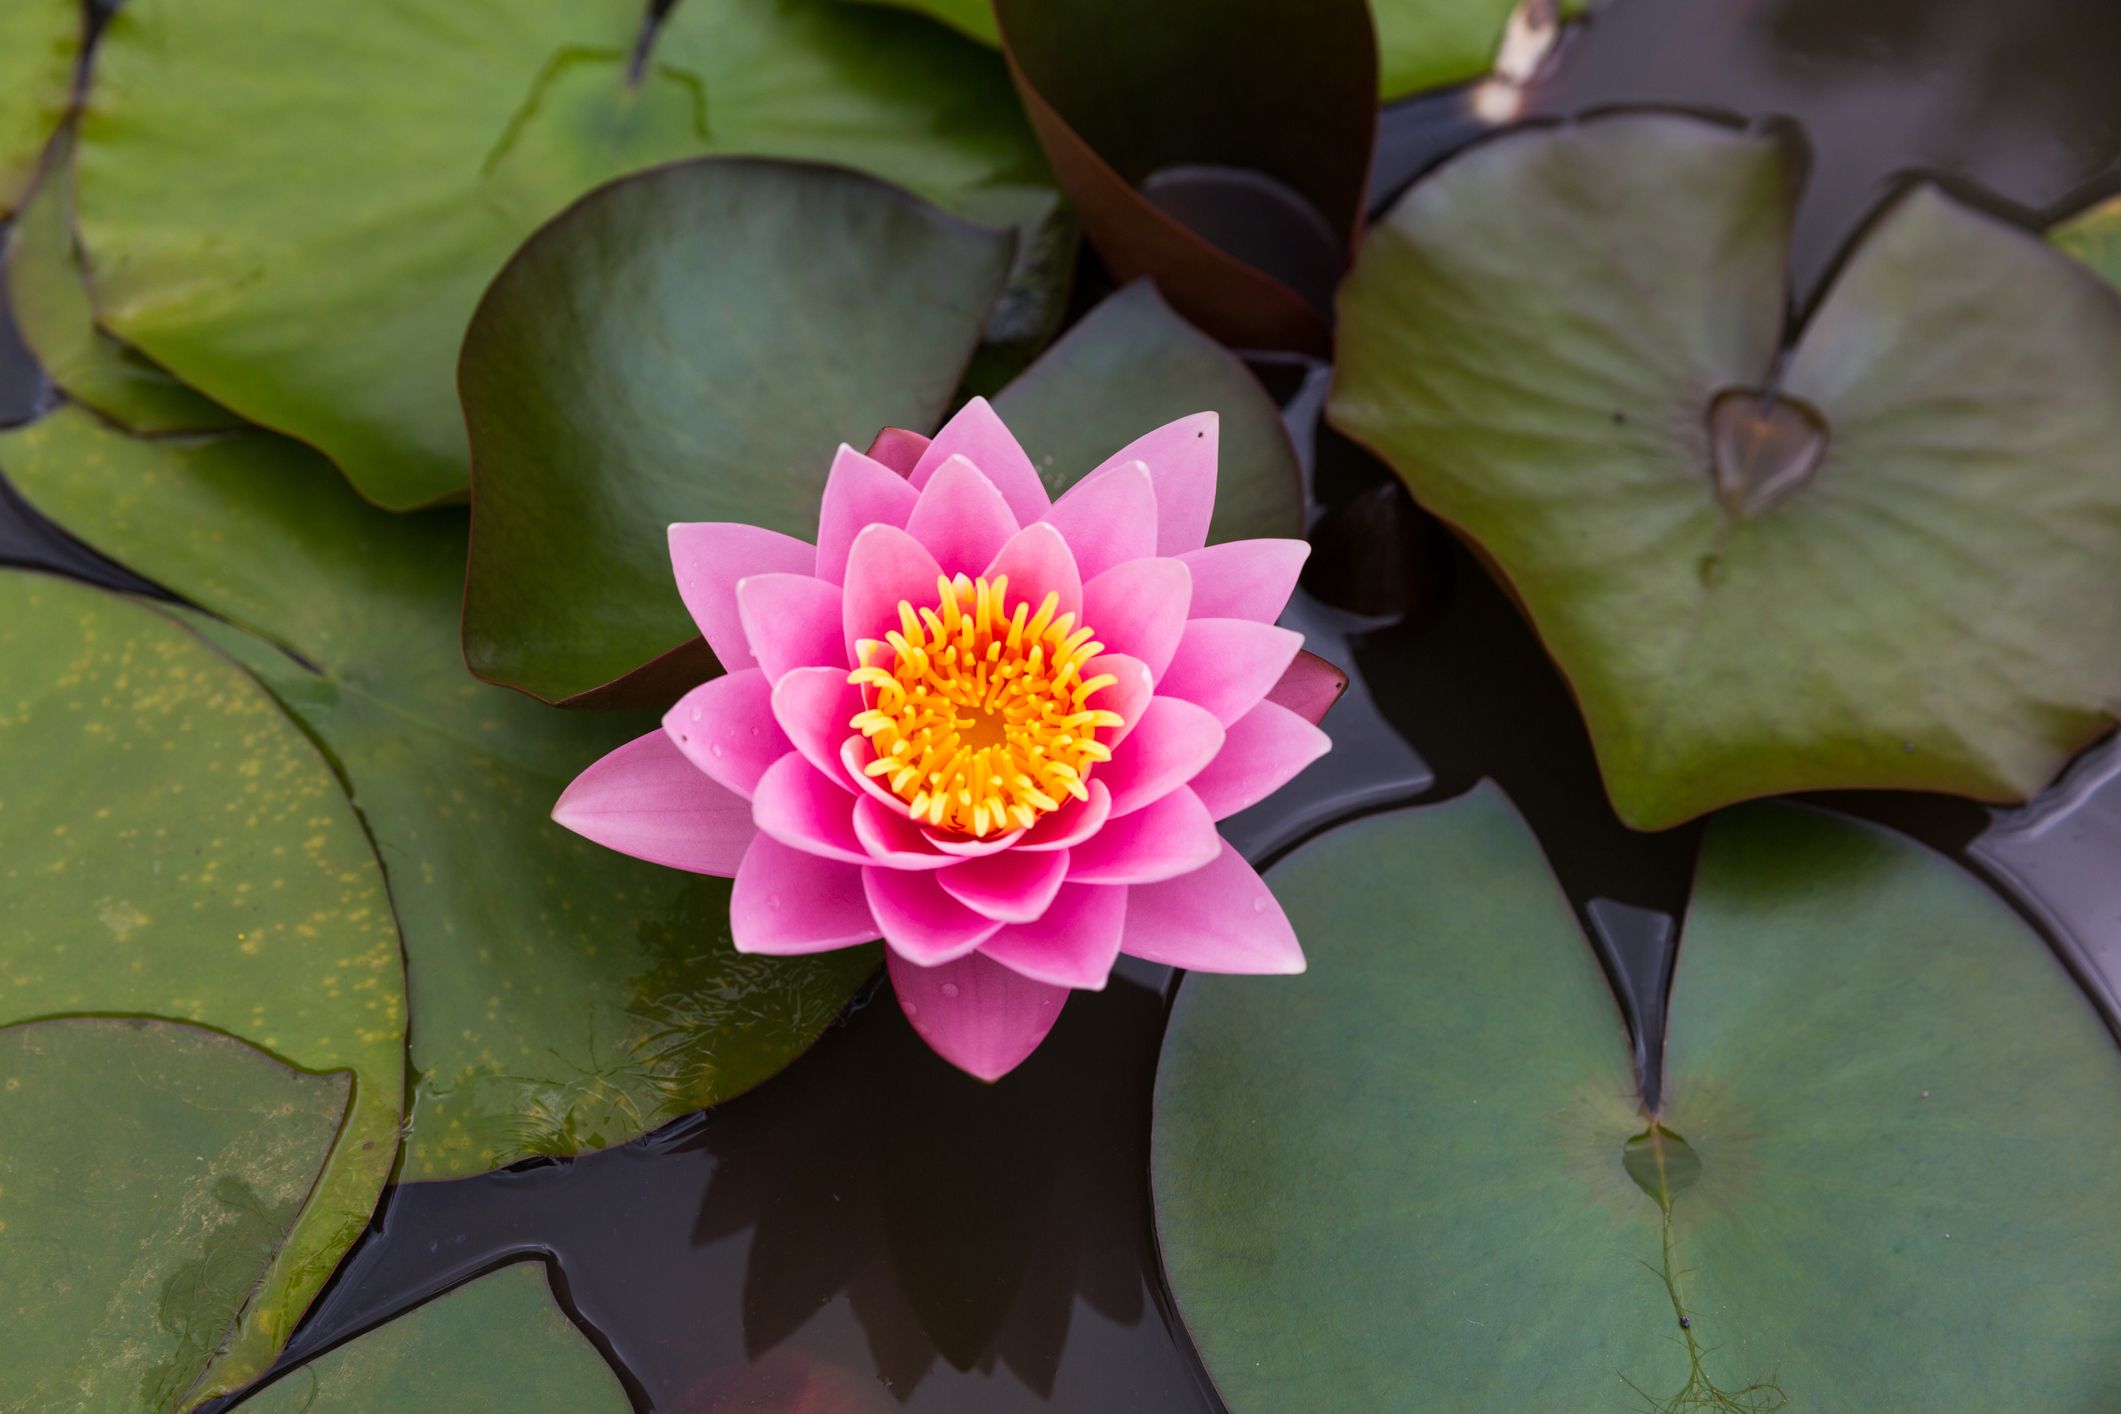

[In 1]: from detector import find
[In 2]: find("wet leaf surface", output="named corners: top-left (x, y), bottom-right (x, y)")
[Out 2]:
top-left (73, 0), bottom-right (1052, 508)
top-left (0, 1018), bottom-right (352, 1414)
top-left (234, 1263), bottom-right (630, 1412)
top-left (459, 157), bottom-right (1013, 704)
top-left (1331, 114), bottom-right (2121, 828)
top-left (0, 410), bottom-right (878, 1180)
top-left (1154, 785), bottom-right (2121, 1409)
top-left (0, 0), bottom-right (76, 219)
top-left (0, 578), bottom-right (405, 1401)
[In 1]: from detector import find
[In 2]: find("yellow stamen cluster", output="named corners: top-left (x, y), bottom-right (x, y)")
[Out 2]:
top-left (849, 573), bottom-right (1123, 837)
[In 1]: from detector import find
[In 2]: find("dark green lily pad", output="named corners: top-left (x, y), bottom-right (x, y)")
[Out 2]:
top-left (846, 0), bottom-right (999, 45)
top-left (237, 1263), bottom-right (630, 1412)
top-left (0, 0), bottom-right (75, 218)
top-left (1330, 115), bottom-right (2121, 828)
top-left (460, 157), bottom-right (1013, 704)
top-left (0, 1018), bottom-right (351, 1414)
top-left (0, 410), bottom-right (878, 1180)
top-left (0, 576), bottom-right (405, 1401)
top-left (1154, 784), bottom-right (2121, 1408)
top-left (73, 0), bottom-right (1051, 509)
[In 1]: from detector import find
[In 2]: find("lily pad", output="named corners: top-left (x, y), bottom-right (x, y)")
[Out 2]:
top-left (237, 1263), bottom-right (630, 1412)
top-left (0, 1018), bottom-right (351, 1414)
top-left (1330, 115), bottom-right (2121, 829)
top-left (0, 0), bottom-right (75, 218)
top-left (846, 0), bottom-right (999, 46)
top-left (460, 157), bottom-right (1013, 704)
top-left (72, 0), bottom-right (1052, 509)
top-left (0, 574), bottom-right (405, 1402)
top-left (1154, 784), bottom-right (2121, 1408)
top-left (1373, 0), bottom-right (1580, 100)
top-left (0, 410), bottom-right (878, 1179)
top-left (2053, 194), bottom-right (2121, 289)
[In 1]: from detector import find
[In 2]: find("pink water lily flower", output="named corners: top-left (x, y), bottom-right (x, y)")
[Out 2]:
top-left (553, 398), bottom-right (1339, 1079)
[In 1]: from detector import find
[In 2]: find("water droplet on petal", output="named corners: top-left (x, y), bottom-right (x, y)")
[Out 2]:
top-left (1252, 897), bottom-right (1268, 914)
top-left (709, 743), bottom-right (726, 759)
top-left (766, 894), bottom-right (782, 911)
top-left (903, 1001), bottom-right (919, 1018)
top-left (690, 707), bottom-right (703, 724)
top-left (940, 982), bottom-right (960, 999)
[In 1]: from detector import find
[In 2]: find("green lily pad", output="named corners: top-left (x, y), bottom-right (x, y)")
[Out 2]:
top-left (1372, 0), bottom-right (1583, 100)
top-left (846, 0), bottom-right (1000, 46)
top-left (0, 0), bottom-right (76, 218)
top-left (72, 0), bottom-right (1051, 509)
top-left (0, 409), bottom-right (878, 1179)
top-left (460, 157), bottom-right (1013, 704)
top-left (1330, 115), bottom-right (2121, 829)
top-left (0, 1018), bottom-right (352, 1414)
top-left (1154, 784), bottom-right (2121, 1408)
top-left (2053, 194), bottom-right (2121, 289)
top-left (237, 1263), bottom-right (630, 1412)
top-left (0, 575), bottom-right (405, 1402)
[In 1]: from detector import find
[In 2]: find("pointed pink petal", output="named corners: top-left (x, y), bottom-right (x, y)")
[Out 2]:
top-left (1120, 841), bottom-right (1304, 974)
top-left (910, 396), bottom-right (1050, 525)
top-left (866, 426), bottom-right (931, 475)
top-left (1101, 697), bottom-right (1225, 816)
top-left (1019, 779), bottom-right (1112, 852)
top-left (1159, 619), bottom-right (1303, 725)
top-left (1082, 558), bottom-right (1190, 680)
top-left (1066, 786), bottom-right (1220, 885)
top-left (937, 848), bottom-right (1070, 924)
top-left (1089, 411), bottom-right (1217, 555)
top-left (1266, 649), bottom-right (1348, 726)
top-left (816, 444), bottom-right (919, 584)
top-left (737, 573), bottom-right (846, 681)
top-left (853, 797), bottom-right (956, 870)
top-left (662, 669), bottom-right (790, 799)
top-left (888, 949), bottom-right (1068, 1081)
top-left (980, 883), bottom-right (1128, 991)
top-left (552, 730), bottom-right (755, 876)
top-left (840, 733), bottom-right (916, 818)
top-left (1083, 653), bottom-right (1154, 749)
top-left (983, 521), bottom-right (1082, 621)
top-left (841, 523), bottom-right (944, 668)
top-left (865, 867), bottom-right (1004, 965)
top-left (730, 834), bottom-right (877, 954)
top-left (905, 455), bottom-right (1019, 577)
top-left (1191, 701), bottom-right (1331, 820)
top-left (1041, 460), bottom-right (1156, 582)
top-left (771, 667), bottom-right (861, 790)
top-left (751, 752), bottom-right (871, 864)
top-left (926, 826), bottom-right (1027, 857)
top-left (668, 523), bottom-right (816, 671)
top-left (1179, 539), bottom-right (1310, 622)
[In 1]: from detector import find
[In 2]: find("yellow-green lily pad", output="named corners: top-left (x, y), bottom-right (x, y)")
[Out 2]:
top-left (0, 0), bottom-right (76, 218)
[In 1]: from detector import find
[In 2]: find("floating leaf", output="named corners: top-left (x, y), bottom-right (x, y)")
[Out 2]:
top-left (0, 577), bottom-right (405, 1401)
top-left (0, 411), bottom-right (878, 1179)
top-left (0, 0), bottom-right (76, 218)
top-left (844, 0), bottom-right (999, 45)
top-left (1154, 785), bottom-right (2121, 1408)
top-left (73, 0), bottom-right (1052, 509)
top-left (460, 157), bottom-right (1013, 704)
top-left (1372, 0), bottom-right (1582, 101)
top-left (1330, 115), bottom-right (2121, 828)
top-left (2053, 194), bottom-right (2121, 290)
top-left (238, 1263), bottom-right (630, 1412)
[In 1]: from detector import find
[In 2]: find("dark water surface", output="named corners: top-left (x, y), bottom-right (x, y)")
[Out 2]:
top-left (3, 0), bottom-right (2121, 1408)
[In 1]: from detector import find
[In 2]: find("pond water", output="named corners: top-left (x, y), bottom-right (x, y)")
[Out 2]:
top-left (3, 0), bottom-right (2119, 1408)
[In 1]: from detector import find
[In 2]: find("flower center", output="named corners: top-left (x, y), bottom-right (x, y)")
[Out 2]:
top-left (847, 573), bottom-right (1123, 837)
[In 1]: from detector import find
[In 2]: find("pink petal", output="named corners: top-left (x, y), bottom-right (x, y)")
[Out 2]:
top-left (841, 523), bottom-right (944, 668)
top-left (1083, 653), bottom-right (1154, 749)
top-left (1100, 697), bottom-right (1225, 816)
top-left (1019, 779), bottom-right (1112, 852)
top-left (1266, 649), bottom-right (1349, 726)
top-left (662, 669), bottom-right (791, 799)
top-left (730, 834), bottom-right (877, 954)
top-left (1190, 700), bottom-right (1331, 820)
top-left (816, 444), bottom-right (919, 584)
top-left (751, 752), bottom-right (870, 864)
top-left (904, 455), bottom-right (1020, 577)
top-left (1159, 619), bottom-right (1303, 725)
top-left (910, 396), bottom-right (1050, 526)
top-left (552, 730), bottom-right (755, 876)
top-left (888, 949), bottom-right (1068, 1081)
top-left (1179, 539), bottom-right (1310, 622)
top-left (1119, 841), bottom-right (1304, 974)
top-left (736, 573), bottom-right (846, 681)
top-left (926, 826), bottom-right (1026, 857)
top-left (1041, 460), bottom-right (1156, 582)
top-left (866, 426), bottom-right (931, 475)
top-left (1089, 411), bottom-right (1217, 555)
top-left (937, 848), bottom-right (1070, 924)
top-left (852, 797), bottom-right (956, 870)
top-left (1082, 558), bottom-right (1191, 680)
top-left (865, 867), bottom-right (1003, 965)
top-left (840, 734), bottom-right (917, 818)
top-left (771, 667), bottom-right (861, 789)
top-left (983, 521), bottom-right (1082, 621)
top-left (980, 883), bottom-right (1128, 991)
top-left (668, 523), bottom-right (816, 671)
top-left (1065, 786), bottom-right (1220, 885)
